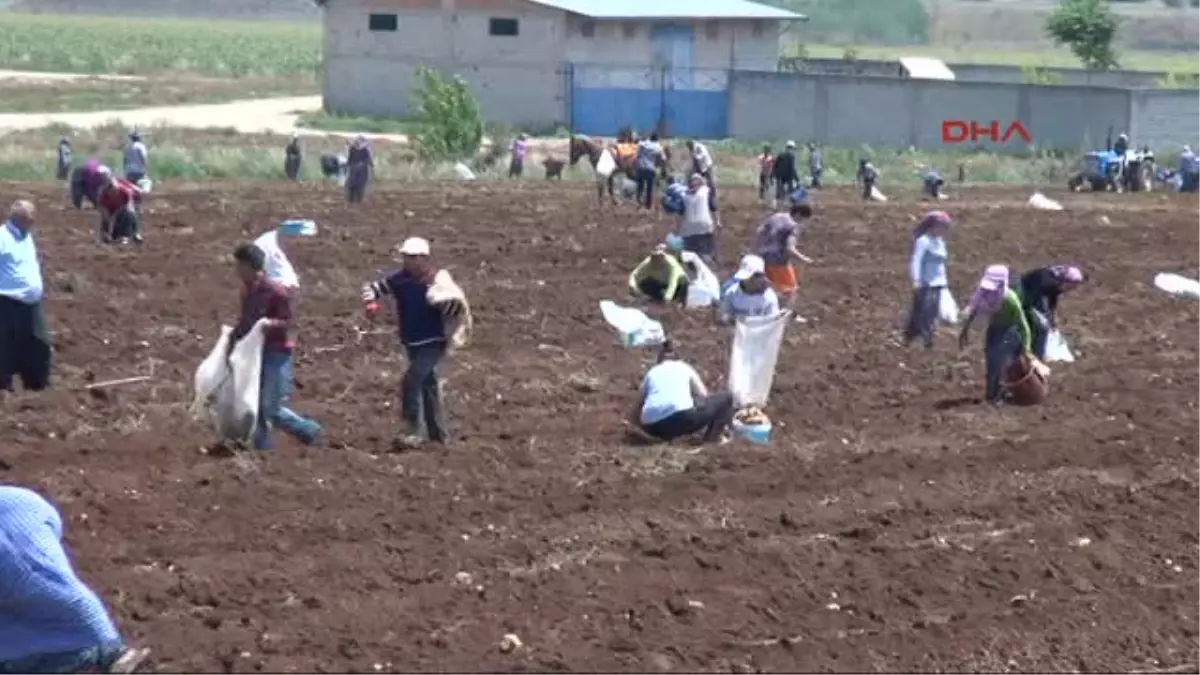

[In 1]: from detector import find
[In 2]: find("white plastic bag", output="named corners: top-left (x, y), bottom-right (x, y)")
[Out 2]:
top-left (595, 149), bottom-right (617, 178)
top-left (869, 186), bottom-right (888, 202)
top-left (680, 251), bottom-right (721, 308)
top-left (1044, 329), bottom-right (1074, 363)
top-left (190, 321), bottom-right (266, 442)
top-left (454, 162), bottom-right (476, 180)
top-left (253, 230), bottom-right (300, 289)
top-left (1028, 192), bottom-right (1063, 211)
top-left (136, 177), bottom-right (153, 194)
top-left (599, 300), bottom-right (665, 348)
top-left (938, 288), bottom-right (959, 325)
top-left (620, 177), bottom-right (638, 199)
top-left (729, 310), bottom-right (791, 408)
top-left (1153, 272), bottom-right (1200, 300)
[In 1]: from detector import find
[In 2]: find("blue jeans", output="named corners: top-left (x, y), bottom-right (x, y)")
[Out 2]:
top-left (0, 642), bottom-right (124, 674)
top-left (254, 351), bottom-right (321, 450)
top-left (984, 322), bottom-right (1022, 402)
top-left (402, 343), bottom-right (447, 443)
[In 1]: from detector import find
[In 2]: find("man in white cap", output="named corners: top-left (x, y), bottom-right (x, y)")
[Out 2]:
top-left (771, 141), bottom-right (799, 207)
top-left (718, 254), bottom-right (779, 325)
top-left (362, 237), bottom-right (470, 450)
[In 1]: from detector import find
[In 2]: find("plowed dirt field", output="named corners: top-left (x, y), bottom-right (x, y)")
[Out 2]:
top-left (3, 180), bottom-right (1197, 673)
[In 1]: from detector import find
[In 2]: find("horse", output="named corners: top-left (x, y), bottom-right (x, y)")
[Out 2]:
top-left (569, 134), bottom-right (672, 205)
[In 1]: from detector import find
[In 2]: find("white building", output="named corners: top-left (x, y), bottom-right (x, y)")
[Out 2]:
top-left (318, 0), bottom-right (803, 136)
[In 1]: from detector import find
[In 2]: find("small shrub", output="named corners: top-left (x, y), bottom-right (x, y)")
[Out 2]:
top-left (409, 67), bottom-right (484, 162)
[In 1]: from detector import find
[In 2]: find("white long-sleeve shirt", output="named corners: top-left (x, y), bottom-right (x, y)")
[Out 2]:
top-left (910, 233), bottom-right (948, 288)
top-left (692, 143), bottom-right (713, 174)
top-left (719, 285), bottom-right (779, 324)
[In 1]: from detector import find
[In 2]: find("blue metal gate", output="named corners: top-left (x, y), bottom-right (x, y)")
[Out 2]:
top-left (569, 26), bottom-right (729, 139)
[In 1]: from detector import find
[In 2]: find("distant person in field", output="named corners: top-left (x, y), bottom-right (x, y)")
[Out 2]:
top-left (509, 133), bottom-right (528, 179)
top-left (55, 138), bottom-right (71, 181)
top-left (807, 141), bottom-right (823, 189)
top-left (857, 159), bottom-right (879, 200)
top-left (904, 211), bottom-right (952, 350)
top-left (1179, 145), bottom-right (1199, 193)
top-left (0, 201), bottom-right (51, 393)
top-left (753, 187), bottom-right (814, 312)
top-left (69, 160), bottom-right (108, 210)
top-left (96, 173), bottom-right (142, 245)
top-left (122, 131), bottom-right (147, 184)
top-left (345, 135), bottom-right (374, 203)
top-left (0, 486), bottom-right (150, 675)
top-left (757, 144), bottom-right (774, 202)
top-left (771, 141), bottom-right (799, 207)
top-left (284, 133), bottom-right (302, 181)
top-left (922, 169), bottom-right (944, 200)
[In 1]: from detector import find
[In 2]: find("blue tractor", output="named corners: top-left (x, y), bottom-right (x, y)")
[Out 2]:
top-left (1068, 149), bottom-right (1122, 192)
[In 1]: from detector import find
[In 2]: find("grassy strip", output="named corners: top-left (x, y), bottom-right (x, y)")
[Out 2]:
top-left (798, 43), bottom-right (1200, 74)
top-left (0, 13), bottom-right (321, 77)
top-left (0, 75), bottom-right (318, 113)
top-left (0, 122), bottom-right (1096, 186)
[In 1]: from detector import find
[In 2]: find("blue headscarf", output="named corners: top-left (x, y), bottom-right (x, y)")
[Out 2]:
top-left (790, 187), bottom-right (809, 205)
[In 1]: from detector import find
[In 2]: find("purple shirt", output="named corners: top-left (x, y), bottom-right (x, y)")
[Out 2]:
top-left (754, 212), bottom-right (799, 266)
top-left (511, 139), bottom-right (527, 161)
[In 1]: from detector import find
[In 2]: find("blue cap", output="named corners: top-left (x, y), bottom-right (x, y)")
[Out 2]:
top-left (790, 187), bottom-right (809, 205)
top-left (664, 233), bottom-right (684, 252)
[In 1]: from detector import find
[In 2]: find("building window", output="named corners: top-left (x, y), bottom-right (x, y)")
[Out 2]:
top-left (368, 13), bottom-right (397, 32)
top-left (489, 17), bottom-right (519, 36)
top-left (751, 20), bottom-right (765, 37)
top-left (580, 20), bottom-right (595, 37)
top-left (622, 22), bottom-right (637, 38)
top-left (705, 20), bottom-right (719, 39)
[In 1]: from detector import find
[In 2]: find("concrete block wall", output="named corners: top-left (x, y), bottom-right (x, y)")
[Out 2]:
top-left (727, 72), bottom-right (1137, 153)
top-left (1129, 90), bottom-right (1200, 151)
top-left (798, 57), bottom-right (1199, 89)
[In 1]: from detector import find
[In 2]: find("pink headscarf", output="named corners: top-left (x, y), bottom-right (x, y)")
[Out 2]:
top-left (913, 210), bottom-right (951, 239)
top-left (968, 264), bottom-right (1010, 313)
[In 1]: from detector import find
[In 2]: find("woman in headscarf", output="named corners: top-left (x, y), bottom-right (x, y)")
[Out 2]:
top-left (905, 210), bottom-right (951, 349)
top-left (628, 244), bottom-right (689, 304)
top-left (958, 265), bottom-right (1033, 404)
top-left (284, 133), bottom-right (302, 181)
top-left (1018, 264), bottom-right (1085, 359)
top-left (345, 135), bottom-right (374, 203)
top-left (752, 187), bottom-right (813, 310)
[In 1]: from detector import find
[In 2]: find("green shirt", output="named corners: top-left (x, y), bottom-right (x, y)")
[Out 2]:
top-left (629, 255), bottom-right (687, 300)
top-left (988, 288), bottom-right (1032, 352)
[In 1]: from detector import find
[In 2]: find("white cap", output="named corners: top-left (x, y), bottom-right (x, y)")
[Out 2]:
top-left (785, 140), bottom-right (796, 148)
top-left (733, 254), bottom-right (766, 280)
top-left (399, 237), bottom-right (430, 256)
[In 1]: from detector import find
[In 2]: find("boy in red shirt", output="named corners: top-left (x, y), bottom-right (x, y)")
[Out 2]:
top-left (96, 175), bottom-right (142, 244)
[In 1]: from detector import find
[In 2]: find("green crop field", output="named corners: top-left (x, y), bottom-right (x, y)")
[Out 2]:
top-left (0, 13), bottom-right (321, 77)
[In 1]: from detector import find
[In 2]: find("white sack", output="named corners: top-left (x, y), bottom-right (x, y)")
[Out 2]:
top-left (1045, 329), bottom-right (1074, 363)
top-left (680, 250), bottom-right (721, 308)
top-left (190, 321), bottom-right (266, 443)
top-left (599, 300), bottom-right (665, 348)
top-left (1028, 192), bottom-right (1063, 211)
top-left (253, 230), bottom-right (300, 289)
top-left (595, 149), bottom-right (617, 178)
top-left (729, 310), bottom-right (791, 408)
top-left (869, 185), bottom-right (888, 202)
top-left (620, 177), bottom-right (638, 199)
top-left (454, 162), bottom-right (476, 180)
top-left (1153, 272), bottom-right (1200, 300)
top-left (938, 287), bottom-right (960, 325)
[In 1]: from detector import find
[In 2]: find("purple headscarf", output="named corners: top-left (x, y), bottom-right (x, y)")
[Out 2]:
top-left (967, 264), bottom-right (1010, 313)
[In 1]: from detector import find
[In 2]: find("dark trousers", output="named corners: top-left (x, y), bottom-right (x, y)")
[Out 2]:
top-left (125, 170), bottom-right (144, 184)
top-left (1181, 171), bottom-right (1199, 193)
top-left (284, 156), bottom-right (301, 181)
top-left (984, 322), bottom-right (1022, 402)
top-left (904, 286), bottom-right (942, 348)
top-left (775, 179), bottom-right (796, 202)
top-left (638, 277), bottom-right (689, 304)
top-left (104, 207), bottom-right (141, 242)
top-left (56, 162), bottom-right (70, 181)
top-left (635, 168), bottom-right (656, 208)
top-left (346, 164), bottom-right (369, 203)
top-left (0, 295), bottom-right (51, 392)
top-left (508, 158), bottom-right (524, 178)
top-left (403, 342), bottom-right (447, 443)
top-left (682, 232), bottom-right (717, 264)
top-left (861, 178), bottom-right (876, 200)
top-left (809, 169), bottom-right (822, 188)
top-left (758, 174), bottom-right (772, 199)
top-left (70, 170), bottom-right (96, 209)
top-left (642, 391), bottom-right (735, 442)
top-left (1027, 309), bottom-right (1051, 360)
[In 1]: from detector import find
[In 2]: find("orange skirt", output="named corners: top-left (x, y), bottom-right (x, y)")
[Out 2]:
top-left (765, 264), bottom-right (798, 294)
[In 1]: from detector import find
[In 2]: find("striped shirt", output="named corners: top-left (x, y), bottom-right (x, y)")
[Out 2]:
top-left (0, 486), bottom-right (120, 661)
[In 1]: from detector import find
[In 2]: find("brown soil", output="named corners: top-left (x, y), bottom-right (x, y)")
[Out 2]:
top-left (2, 180), bottom-right (1197, 673)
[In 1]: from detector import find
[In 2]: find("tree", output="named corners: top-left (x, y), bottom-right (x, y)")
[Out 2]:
top-left (1045, 0), bottom-right (1121, 71)
top-left (410, 67), bottom-right (484, 161)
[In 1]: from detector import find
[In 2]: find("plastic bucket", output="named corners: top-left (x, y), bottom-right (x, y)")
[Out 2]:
top-left (278, 219), bottom-right (317, 236)
top-left (732, 418), bottom-right (772, 444)
top-left (1003, 355), bottom-right (1047, 405)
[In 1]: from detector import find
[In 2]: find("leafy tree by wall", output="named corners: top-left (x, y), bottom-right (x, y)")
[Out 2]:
top-left (1045, 0), bottom-right (1121, 70)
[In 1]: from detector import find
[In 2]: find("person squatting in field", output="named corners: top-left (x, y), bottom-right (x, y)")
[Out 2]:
top-left (69, 160), bottom-right (110, 210)
top-left (96, 173), bottom-right (143, 245)
top-left (858, 159), bottom-right (879, 200)
top-left (1017, 264), bottom-right (1085, 361)
top-left (629, 244), bottom-right (688, 304)
top-left (122, 132), bottom-right (148, 184)
top-left (345, 135), bottom-right (374, 203)
top-left (718, 254), bottom-right (780, 325)
top-left (362, 237), bottom-right (472, 451)
top-left (632, 340), bottom-right (735, 444)
top-left (228, 243), bottom-right (322, 451)
top-left (0, 485), bottom-right (149, 675)
top-left (922, 169), bottom-right (944, 200)
top-left (752, 187), bottom-right (814, 311)
top-left (904, 210), bottom-right (952, 349)
top-left (0, 200), bottom-right (51, 394)
top-left (958, 264), bottom-right (1033, 404)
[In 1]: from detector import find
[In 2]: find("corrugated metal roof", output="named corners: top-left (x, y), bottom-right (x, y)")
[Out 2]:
top-left (899, 57), bottom-right (955, 81)
top-left (525, 0), bottom-right (804, 20)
